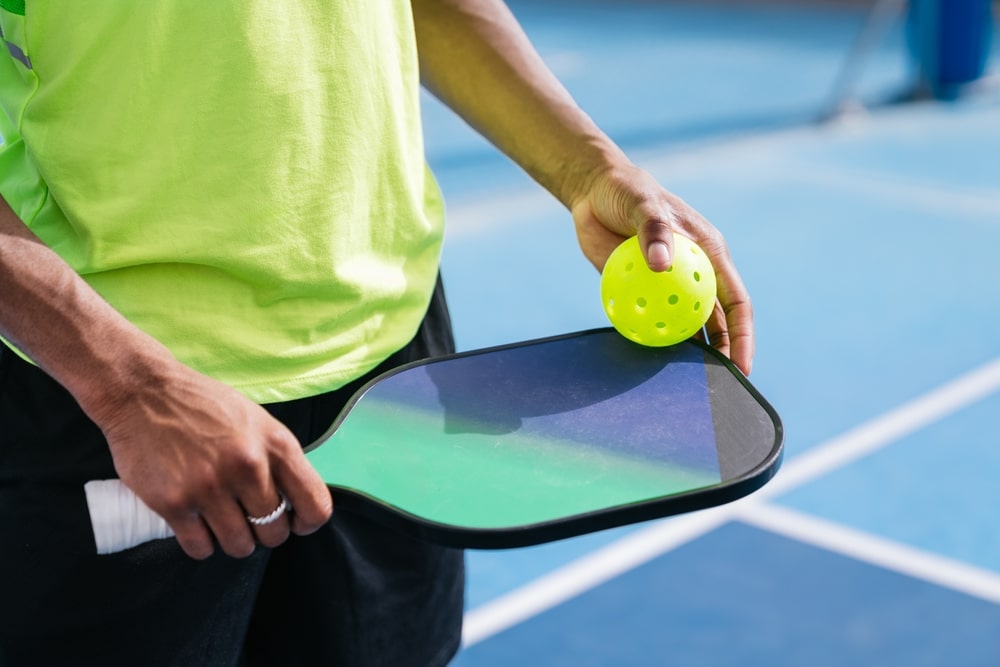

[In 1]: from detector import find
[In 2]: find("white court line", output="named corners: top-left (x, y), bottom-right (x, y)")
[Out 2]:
top-left (462, 357), bottom-right (1000, 647)
top-left (782, 164), bottom-right (1000, 220)
top-left (757, 357), bottom-right (1000, 499)
top-left (742, 504), bottom-right (1000, 605)
top-left (462, 508), bottom-right (735, 646)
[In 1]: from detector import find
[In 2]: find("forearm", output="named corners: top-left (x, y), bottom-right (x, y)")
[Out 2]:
top-left (412, 0), bottom-right (629, 209)
top-left (1, 196), bottom-right (332, 557)
top-left (0, 196), bottom-right (174, 425)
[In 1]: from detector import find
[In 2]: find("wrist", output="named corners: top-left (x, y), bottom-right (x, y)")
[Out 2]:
top-left (59, 319), bottom-right (179, 431)
top-left (559, 144), bottom-right (633, 212)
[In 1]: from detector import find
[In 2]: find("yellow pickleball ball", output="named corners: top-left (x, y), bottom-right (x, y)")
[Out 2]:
top-left (600, 234), bottom-right (717, 347)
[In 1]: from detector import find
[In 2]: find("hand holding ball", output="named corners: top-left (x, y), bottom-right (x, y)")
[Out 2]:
top-left (601, 234), bottom-right (716, 347)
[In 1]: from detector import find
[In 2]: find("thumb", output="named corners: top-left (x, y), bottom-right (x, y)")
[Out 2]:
top-left (634, 209), bottom-right (675, 272)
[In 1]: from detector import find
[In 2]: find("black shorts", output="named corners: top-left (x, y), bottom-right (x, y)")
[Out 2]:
top-left (0, 277), bottom-right (465, 667)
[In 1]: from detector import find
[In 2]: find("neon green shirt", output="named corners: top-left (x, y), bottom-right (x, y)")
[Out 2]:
top-left (0, 1), bottom-right (445, 403)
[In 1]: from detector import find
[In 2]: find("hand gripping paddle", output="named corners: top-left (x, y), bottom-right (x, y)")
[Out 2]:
top-left (85, 328), bottom-right (782, 553)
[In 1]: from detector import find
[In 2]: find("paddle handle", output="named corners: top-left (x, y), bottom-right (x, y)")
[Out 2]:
top-left (84, 480), bottom-right (175, 554)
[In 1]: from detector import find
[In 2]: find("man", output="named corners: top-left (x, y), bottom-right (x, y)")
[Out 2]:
top-left (0, 1), bottom-right (753, 665)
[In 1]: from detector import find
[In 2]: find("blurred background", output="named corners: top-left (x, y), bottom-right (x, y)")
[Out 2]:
top-left (422, 1), bottom-right (1000, 665)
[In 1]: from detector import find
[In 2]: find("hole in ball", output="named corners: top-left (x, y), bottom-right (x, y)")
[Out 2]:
top-left (624, 262), bottom-right (634, 272)
top-left (636, 297), bottom-right (647, 308)
top-left (668, 295), bottom-right (679, 305)
top-left (693, 272), bottom-right (701, 282)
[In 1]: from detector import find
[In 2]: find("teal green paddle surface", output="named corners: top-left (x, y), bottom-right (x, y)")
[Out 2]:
top-left (306, 328), bottom-right (782, 548)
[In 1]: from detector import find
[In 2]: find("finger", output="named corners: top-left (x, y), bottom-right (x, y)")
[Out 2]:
top-left (201, 501), bottom-right (258, 558)
top-left (242, 491), bottom-right (292, 549)
top-left (714, 267), bottom-right (755, 376)
top-left (704, 299), bottom-right (730, 357)
top-left (270, 444), bottom-right (334, 537)
top-left (169, 514), bottom-right (217, 560)
top-left (231, 434), bottom-right (294, 548)
top-left (635, 209), bottom-right (675, 272)
top-left (725, 314), bottom-right (754, 376)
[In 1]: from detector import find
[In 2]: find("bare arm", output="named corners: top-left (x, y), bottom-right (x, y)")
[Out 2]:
top-left (0, 197), bottom-right (332, 558)
top-left (413, 0), bottom-right (623, 212)
top-left (412, 0), bottom-right (753, 373)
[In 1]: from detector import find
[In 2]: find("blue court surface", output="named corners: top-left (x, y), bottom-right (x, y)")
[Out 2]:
top-left (423, 1), bottom-right (1000, 665)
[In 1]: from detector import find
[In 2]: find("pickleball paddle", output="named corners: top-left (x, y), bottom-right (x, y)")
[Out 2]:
top-left (86, 328), bottom-right (782, 553)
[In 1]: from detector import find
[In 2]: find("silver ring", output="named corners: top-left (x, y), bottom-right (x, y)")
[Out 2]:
top-left (246, 495), bottom-right (290, 527)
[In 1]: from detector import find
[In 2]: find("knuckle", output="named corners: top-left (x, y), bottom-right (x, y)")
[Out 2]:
top-left (641, 210), bottom-right (672, 231)
top-left (172, 522), bottom-right (215, 560)
top-left (294, 500), bottom-right (334, 532)
top-left (266, 424), bottom-right (300, 454)
top-left (157, 486), bottom-right (197, 517)
top-left (724, 294), bottom-right (753, 319)
top-left (214, 525), bottom-right (256, 558)
top-left (181, 540), bottom-right (215, 560)
top-left (227, 449), bottom-right (269, 484)
top-left (256, 528), bottom-right (291, 549)
top-left (700, 228), bottom-right (726, 254)
top-left (223, 540), bottom-right (256, 559)
top-left (708, 329), bottom-right (730, 347)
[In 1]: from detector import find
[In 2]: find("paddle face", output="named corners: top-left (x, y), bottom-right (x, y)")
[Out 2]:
top-left (305, 328), bottom-right (782, 548)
